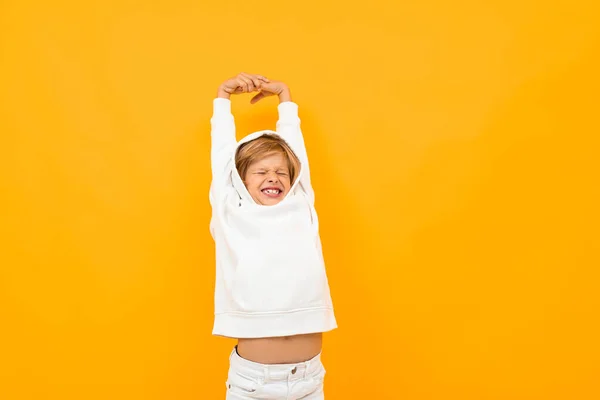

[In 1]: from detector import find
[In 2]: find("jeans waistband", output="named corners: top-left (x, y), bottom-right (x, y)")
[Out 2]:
top-left (229, 346), bottom-right (322, 382)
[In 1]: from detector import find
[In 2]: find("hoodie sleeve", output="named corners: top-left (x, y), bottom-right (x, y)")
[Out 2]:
top-left (210, 98), bottom-right (237, 205)
top-left (276, 101), bottom-right (315, 203)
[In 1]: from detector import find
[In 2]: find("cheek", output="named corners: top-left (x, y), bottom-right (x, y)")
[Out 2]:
top-left (245, 175), bottom-right (261, 190)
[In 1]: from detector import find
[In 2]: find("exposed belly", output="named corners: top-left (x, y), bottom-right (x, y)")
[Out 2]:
top-left (237, 332), bottom-right (323, 364)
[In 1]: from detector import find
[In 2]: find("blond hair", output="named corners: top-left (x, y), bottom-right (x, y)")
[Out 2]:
top-left (235, 134), bottom-right (301, 184)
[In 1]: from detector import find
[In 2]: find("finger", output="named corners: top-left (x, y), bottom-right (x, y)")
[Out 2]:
top-left (251, 77), bottom-right (262, 90)
top-left (236, 77), bottom-right (248, 92)
top-left (241, 73), bottom-right (261, 90)
top-left (243, 76), bottom-right (256, 92)
top-left (237, 77), bottom-right (251, 92)
top-left (250, 91), bottom-right (265, 104)
top-left (257, 75), bottom-right (270, 82)
top-left (259, 81), bottom-right (274, 91)
top-left (248, 79), bottom-right (256, 92)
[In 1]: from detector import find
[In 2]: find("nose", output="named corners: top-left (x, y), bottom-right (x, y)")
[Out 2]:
top-left (267, 172), bottom-right (279, 182)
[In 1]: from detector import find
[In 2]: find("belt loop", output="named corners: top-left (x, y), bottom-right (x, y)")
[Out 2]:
top-left (263, 365), bottom-right (269, 383)
top-left (304, 359), bottom-right (310, 379)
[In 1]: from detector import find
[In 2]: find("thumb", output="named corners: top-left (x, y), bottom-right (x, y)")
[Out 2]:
top-left (250, 91), bottom-right (265, 104)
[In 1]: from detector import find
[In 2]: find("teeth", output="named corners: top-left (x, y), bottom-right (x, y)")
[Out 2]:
top-left (263, 189), bottom-right (280, 194)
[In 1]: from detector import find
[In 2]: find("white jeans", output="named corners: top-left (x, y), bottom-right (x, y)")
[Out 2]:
top-left (225, 347), bottom-right (326, 400)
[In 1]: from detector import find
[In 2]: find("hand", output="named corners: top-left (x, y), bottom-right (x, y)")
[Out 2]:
top-left (250, 81), bottom-right (290, 104)
top-left (218, 73), bottom-right (269, 98)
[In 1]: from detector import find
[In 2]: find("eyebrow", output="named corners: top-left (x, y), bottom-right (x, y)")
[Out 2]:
top-left (250, 166), bottom-right (288, 171)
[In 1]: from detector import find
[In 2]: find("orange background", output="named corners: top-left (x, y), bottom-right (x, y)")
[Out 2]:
top-left (1, 0), bottom-right (599, 399)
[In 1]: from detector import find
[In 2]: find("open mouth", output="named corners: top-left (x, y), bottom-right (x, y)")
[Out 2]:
top-left (261, 188), bottom-right (282, 198)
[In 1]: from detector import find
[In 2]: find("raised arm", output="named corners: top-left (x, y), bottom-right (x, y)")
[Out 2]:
top-left (209, 97), bottom-right (235, 205)
top-left (250, 81), bottom-right (314, 202)
top-left (277, 103), bottom-right (314, 202)
top-left (210, 73), bottom-right (269, 205)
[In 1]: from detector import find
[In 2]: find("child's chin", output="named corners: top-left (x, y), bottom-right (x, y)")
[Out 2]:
top-left (263, 197), bottom-right (283, 205)
top-left (260, 194), bottom-right (284, 205)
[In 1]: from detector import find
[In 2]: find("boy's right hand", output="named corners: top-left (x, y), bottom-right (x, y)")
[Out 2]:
top-left (218, 73), bottom-right (269, 99)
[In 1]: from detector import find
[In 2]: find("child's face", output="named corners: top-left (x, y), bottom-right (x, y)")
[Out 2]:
top-left (243, 153), bottom-right (291, 206)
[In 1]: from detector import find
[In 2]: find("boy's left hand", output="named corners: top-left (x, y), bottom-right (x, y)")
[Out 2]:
top-left (250, 81), bottom-right (291, 104)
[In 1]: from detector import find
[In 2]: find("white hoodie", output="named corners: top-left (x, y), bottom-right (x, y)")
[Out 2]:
top-left (209, 98), bottom-right (337, 338)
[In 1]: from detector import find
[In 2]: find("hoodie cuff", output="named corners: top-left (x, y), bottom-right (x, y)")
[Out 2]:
top-left (277, 101), bottom-right (299, 121)
top-left (213, 98), bottom-right (232, 117)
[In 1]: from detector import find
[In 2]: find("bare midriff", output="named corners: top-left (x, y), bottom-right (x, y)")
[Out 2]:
top-left (237, 332), bottom-right (323, 364)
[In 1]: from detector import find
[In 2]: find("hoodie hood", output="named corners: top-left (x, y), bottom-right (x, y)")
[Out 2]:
top-left (230, 130), bottom-right (304, 206)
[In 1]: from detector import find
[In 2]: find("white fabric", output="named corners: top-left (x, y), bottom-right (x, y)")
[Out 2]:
top-left (209, 98), bottom-right (337, 338)
top-left (226, 347), bottom-right (326, 400)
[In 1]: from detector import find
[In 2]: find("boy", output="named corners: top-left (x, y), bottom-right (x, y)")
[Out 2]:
top-left (210, 73), bottom-right (337, 399)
